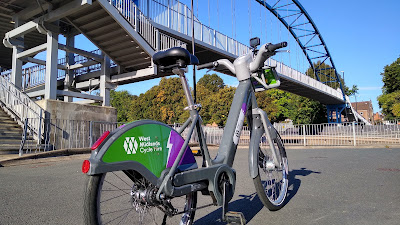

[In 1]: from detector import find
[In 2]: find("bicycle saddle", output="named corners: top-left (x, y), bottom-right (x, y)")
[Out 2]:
top-left (153, 47), bottom-right (199, 72)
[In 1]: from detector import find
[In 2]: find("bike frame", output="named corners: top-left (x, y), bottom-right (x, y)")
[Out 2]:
top-left (156, 50), bottom-right (283, 206)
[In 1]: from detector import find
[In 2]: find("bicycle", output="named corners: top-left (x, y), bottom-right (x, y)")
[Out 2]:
top-left (82, 37), bottom-right (289, 225)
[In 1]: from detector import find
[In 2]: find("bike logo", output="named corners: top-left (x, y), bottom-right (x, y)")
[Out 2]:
top-left (124, 137), bottom-right (138, 154)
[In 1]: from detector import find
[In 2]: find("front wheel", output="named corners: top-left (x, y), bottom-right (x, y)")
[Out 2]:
top-left (253, 131), bottom-right (289, 211)
top-left (84, 170), bottom-right (197, 225)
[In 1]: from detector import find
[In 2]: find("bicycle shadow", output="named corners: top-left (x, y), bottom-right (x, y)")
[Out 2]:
top-left (286, 168), bottom-right (321, 203)
top-left (194, 168), bottom-right (321, 224)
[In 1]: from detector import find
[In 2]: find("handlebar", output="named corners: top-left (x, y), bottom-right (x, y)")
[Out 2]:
top-left (197, 62), bottom-right (216, 70)
top-left (197, 41), bottom-right (287, 76)
top-left (266, 42), bottom-right (287, 52)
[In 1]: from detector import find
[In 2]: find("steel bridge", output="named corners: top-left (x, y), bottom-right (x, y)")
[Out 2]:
top-left (0, 0), bottom-right (368, 124)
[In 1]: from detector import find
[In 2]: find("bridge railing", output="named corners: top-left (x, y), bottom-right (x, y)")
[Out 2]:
top-left (141, 0), bottom-right (250, 57)
top-left (267, 58), bottom-right (343, 100)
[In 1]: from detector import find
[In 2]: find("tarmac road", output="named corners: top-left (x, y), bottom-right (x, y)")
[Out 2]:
top-left (0, 147), bottom-right (399, 225)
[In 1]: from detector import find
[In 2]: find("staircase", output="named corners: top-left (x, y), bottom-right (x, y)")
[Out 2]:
top-left (0, 108), bottom-right (23, 154)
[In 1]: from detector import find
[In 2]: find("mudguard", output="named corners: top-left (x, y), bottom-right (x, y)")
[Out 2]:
top-left (85, 120), bottom-right (197, 185)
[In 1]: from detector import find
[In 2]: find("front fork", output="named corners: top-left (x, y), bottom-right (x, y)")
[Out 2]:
top-left (248, 108), bottom-right (282, 179)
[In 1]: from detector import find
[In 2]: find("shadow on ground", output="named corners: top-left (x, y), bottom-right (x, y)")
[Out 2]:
top-left (194, 168), bottom-right (320, 224)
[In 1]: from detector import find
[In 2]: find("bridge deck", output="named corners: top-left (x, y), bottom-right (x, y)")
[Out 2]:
top-left (1, 0), bottom-right (344, 105)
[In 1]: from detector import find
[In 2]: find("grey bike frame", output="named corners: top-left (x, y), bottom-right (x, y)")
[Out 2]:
top-left (156, 44), bottom-right (283, 205)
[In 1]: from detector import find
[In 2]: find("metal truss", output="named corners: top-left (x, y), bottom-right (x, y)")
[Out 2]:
top-left (255, 0), bottom-right (345, 100)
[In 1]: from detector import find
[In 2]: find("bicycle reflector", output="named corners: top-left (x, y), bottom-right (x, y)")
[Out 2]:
top-left (91, 130), bottom-right (110, 150)
top-left (82, 160), bottom-right (90, 174)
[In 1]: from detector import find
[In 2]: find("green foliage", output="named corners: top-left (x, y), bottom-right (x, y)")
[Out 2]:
top-left (110, 73), bottom-right (328, 125)
top-left (286, 95), bottom-right (327, 124)
top-left (306, 61), bottom-right (340, 90)
top-left (200, 86), bottom-right (235, 126)
top-left (378, 90), bottom-right (400, 120)
top-left (110, 90), bottom-right (135, 122)
top-left (255, 89), bottom-right (289, 123)
top-left (128, 78), bottom-right (189, 124)
top-left (197, 73), bottom-right (225, 92)
top-left (378, 57), bottom-right (400, 120)
top-left (381, 57), bottom-right (400, 94)
top-left (344, 85), bottom-right (359, 97)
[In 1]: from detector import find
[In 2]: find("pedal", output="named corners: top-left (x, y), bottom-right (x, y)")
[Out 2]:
top-left (224, 211), bottom-right (246, 225)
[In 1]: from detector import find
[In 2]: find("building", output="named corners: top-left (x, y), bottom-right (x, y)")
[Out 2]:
top-left (351, 101), bottom-right (374, 124)
top-left (373, 112), bottom-right (383, 123)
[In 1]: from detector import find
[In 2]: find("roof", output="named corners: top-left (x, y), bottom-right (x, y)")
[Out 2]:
top-left (351, 101), bottom-right (373, 111)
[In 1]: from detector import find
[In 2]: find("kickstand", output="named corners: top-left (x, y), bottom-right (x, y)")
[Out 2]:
top-left (222, 179), bottom-right (246, 225)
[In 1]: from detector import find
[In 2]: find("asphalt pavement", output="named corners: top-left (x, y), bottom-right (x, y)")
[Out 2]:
top-left (0, 147), bottom-right (399, 225)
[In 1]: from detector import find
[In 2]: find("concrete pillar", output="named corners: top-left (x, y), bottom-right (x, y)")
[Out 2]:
top-left (45, 30), bottom-right (59, 100)
top-left (100, 54), bottom-right (111, 106)
top-left (64, 34), bottom-right (75, 102)
top-left (11, 17), bottom-right (23, 89)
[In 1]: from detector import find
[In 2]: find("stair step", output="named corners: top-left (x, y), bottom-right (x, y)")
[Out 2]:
top-left (72, 7), bottom-right (105, 24)
top-left (0, 144), bottom-right (37, 154)
top-left (86, 23), bottom-right (120, 36)
top-left (103, 41), bottom-right (137, 53)
top-left (0, 126), bottom-right (22, 131)
top-left (0, 130), bottom-right (22, 135)
top-left (80, 16), bottom-right (114, 31)
top-left (0, 140), bottom-right (22, 145)
top-left (0, 135), bottom-right (23, 140)
top-left (93, 29), bottom-right (125, 42)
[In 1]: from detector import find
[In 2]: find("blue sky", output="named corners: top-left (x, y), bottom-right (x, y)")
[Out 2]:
top-left (72, 0), bottom-right (400, 113)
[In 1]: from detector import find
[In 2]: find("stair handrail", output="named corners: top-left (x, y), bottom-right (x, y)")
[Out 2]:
top-left (108, 0), bottom-right (187, 51)
top-left (345, 95), bottom-right (371, 125)
top-left (0, 75), bottom-right (44, 144)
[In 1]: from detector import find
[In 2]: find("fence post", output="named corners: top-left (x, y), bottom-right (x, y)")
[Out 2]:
top-left (38, 110), bottom-right (42, 145)
top-left (303, 125), bottom-right (306, 146)
top-left (352, 121), bottom-right (356, 146)
top-left (19, 118), bottom-right (28, 157)
top-left (89, 121), bottom-right (93, 147)
top-left (156, 29), bottom-right (160, 51)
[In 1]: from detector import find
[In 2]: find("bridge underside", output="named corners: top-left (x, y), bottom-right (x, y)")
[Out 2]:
top-left (1, 0), bottom-right (346, 123)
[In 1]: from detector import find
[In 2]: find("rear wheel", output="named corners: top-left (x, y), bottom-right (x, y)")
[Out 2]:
top-left (253, 131), bottom-right (288, 211)
top-left (84, 170), bottom-right (197, 225)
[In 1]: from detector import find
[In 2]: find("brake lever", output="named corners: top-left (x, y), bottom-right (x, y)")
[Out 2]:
top-left (276, 50), bottom-right (290, 53)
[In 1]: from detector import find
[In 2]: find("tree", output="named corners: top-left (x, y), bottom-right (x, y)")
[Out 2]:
top-left (201, 86), bottom-right (236, 126)
top-left (197, 73), bottom-right (225, 93)
top-left (110, 90), bottom-right (135, 122)
top-left (378, 57), bottom-right (400, 120)
top-left (128, 77), bottom-right (189, 124)
top-left (381, 57), bottom-right (400, 94)
top-left (378, 90), bottom-right (400, 120)
top-left (306, 61), bottom-right (341, 90)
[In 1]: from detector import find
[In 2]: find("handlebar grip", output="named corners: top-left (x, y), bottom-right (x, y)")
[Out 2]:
top-left (266, 42), bottom-right (288, 52)
top-left (197, 62), bottom-right (216, 70)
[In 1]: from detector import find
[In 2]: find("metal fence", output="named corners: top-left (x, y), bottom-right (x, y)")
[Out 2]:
top-left (274, 122), bottom-right (400, 146)
top-left (20, 118), bottom-right (124, 155)
top-left (20, 118), bottom-right (400, 156)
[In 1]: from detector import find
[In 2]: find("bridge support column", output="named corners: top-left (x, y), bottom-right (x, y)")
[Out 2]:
top-left (10, 17), bottom-right (23, 89)
top-left (100, 54), bottom-right (111, 106)
top-left (64, 34), bottom-right (75, 102)
top-left (45, 30), bottom-right (59, 100)
top-left (327, 104), bottom-right (346, 123)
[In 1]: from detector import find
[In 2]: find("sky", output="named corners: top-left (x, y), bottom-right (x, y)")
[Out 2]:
top-left (70, 0), bottom-right (400, 113)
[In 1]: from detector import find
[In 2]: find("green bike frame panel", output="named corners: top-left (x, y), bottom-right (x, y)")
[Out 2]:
top-left (102, 123), bottom-right (196, 177)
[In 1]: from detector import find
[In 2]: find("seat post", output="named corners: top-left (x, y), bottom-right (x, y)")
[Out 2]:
top-left (172, 68), bottom-right (195, 110)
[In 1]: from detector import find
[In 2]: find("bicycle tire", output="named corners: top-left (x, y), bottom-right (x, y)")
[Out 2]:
top-left (253, 130), bottom-right (289, 211)
top-left (84, 170), bottom-right (197, 225)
